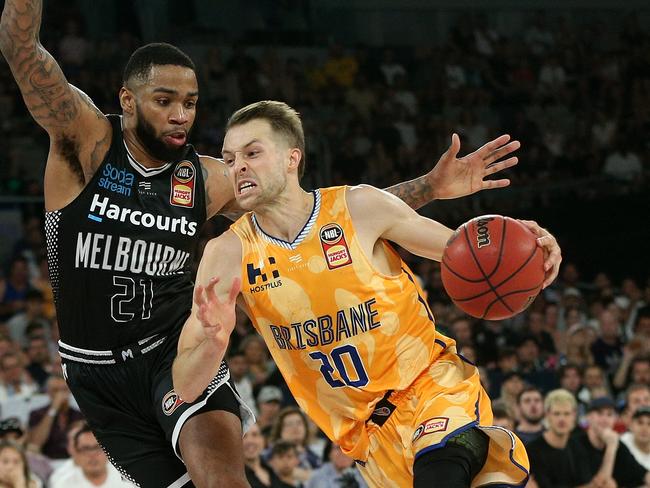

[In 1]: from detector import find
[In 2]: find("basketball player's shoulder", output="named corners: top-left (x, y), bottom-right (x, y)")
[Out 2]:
top-left (344, 184), bottom-right (397, 215)
top-left (205, 229), bottom-right (243, 265)
top-left (197, 154), bottom-right (236, 215)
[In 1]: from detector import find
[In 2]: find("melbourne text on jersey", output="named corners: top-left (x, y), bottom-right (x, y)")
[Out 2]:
top-left (269, 298), bottom-right (382, 350)
top-left (88, 194), bottom-right (198, 236)
top-left (75, 233), bottom-right (191, 276)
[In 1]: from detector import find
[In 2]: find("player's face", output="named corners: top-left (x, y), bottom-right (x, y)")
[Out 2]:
top-left (222, 119), bottom-right (293, 211)
top-left (132, 65), bottom-right (198, 161)
top-left (546, 403), bottom-right (576, 436)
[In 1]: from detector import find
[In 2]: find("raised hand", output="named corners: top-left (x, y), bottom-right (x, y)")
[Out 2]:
top-left (519, 220), bottom-right (562, 289)
top-left (193, 276), bottom-right (241, 345)
top-left (428, 133), bottom-right (520, 200)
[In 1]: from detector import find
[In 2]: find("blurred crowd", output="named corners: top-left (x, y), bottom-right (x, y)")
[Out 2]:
top-left (0, 5), bottom-right (649, 488)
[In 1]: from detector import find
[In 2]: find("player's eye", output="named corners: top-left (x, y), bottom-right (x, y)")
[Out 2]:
top-left (156, 99), bottom-right (169, 106)
top-left (185, 100), bottom-right (196, 109)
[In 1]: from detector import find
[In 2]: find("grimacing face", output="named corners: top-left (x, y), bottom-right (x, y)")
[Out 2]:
top-left (222, 119), bottom-right (298, 211)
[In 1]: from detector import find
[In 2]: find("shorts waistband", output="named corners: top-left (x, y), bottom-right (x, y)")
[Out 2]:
top-left (58, 335), bottom-right (166, 365)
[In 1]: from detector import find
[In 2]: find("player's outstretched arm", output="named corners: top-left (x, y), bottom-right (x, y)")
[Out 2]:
top-left (0, 1), bottom-right (109, 158)
top-left (383, 133), bottom-right (519, 209)
top-left (173, 232), bottom-right (242, 403)
top-left (348, 185), bottom-right (455, 262)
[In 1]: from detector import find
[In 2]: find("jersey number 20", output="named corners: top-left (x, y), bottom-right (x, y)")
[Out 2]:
top-left (309, 345), bottom-right (369, 388)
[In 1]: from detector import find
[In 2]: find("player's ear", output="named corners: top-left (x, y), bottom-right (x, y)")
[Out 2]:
top-left (119, 87), bottom-right (135, 115)
top-left (287, 148), bottom-right (302, 171)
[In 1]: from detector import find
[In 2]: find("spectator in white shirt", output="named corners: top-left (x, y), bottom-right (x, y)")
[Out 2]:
top-left (50, 424), bottom-right (134, 488)
top-left (621, 406), bottom-right (650, 470)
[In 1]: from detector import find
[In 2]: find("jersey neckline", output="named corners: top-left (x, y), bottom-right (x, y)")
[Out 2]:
top-left (251, 190), bottom-right (321, 250)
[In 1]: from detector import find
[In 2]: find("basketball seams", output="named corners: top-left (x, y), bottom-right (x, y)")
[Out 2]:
top-left (462, 224), bottom-right (514, 313)
top-left (450, 240), bottom-right (542, 303)
top-left (481, 279), bottom-right (545, 319)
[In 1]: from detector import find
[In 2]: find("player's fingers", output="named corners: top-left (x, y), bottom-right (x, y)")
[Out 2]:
top-left (476, 134), bottom-right (511, 158)
top-left (205, 276), bottom-right (220, 301)
top-left (519, 220), bottom-right (542, 236)
top-left (193, 285), bottom-right (205, 307)
top-left (228, 277), bottom-right (241, 303)
top-left (481, 178), bottom-right (511, 190)
top-left (485, 157), bottom-right (518, 175)
top-left (484, 140), bottom-right (520, 164)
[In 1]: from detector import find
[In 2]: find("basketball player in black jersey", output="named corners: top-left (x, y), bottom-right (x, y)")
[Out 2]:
top-left (0, 1), bottom-right (528, 486)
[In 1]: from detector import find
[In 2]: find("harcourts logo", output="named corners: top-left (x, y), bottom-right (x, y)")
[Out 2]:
top-left (98, 163), bottom-right (135, 196)
top-left (87, 193), bottom-right (198, 236)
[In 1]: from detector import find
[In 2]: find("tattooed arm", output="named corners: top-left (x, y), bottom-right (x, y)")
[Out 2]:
top-left (0, 0), bottom-right (111, 206)
top-left (384, 133), bottom-right (520, 210)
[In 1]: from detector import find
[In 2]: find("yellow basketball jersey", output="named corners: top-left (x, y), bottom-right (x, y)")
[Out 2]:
top-left (230, 186), bottom-right (447, 457)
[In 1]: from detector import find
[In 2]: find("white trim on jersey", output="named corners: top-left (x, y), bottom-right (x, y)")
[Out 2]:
top-left (167, 472), bottom-right (190, 488)
top-left (58, 351), bottom-right (116, 365)
top-left (58, 340), bottom-right (113, 355)
top-left (251, 189), bottom-right (321, 250)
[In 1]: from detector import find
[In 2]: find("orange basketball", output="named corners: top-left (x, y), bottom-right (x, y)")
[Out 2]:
top-left (441, 215), bottom-right (544, 320)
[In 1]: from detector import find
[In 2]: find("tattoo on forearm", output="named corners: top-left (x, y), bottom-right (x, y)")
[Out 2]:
top-left (1, 0), bottom-right (81, 129)
top-left (384, 176), bottom-right (436, 210)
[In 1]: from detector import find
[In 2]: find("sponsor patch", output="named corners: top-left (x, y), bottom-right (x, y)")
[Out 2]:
top-left (170, 161), bottom-right (195, 208)
top-left (162, 389), bottom-right (185, 416)
top-left (412, 417), bottom-right (449, 443)
top-left (319, 223), bottom-right (352, 269)
top-left (373, 406), bottom-right (392, 417)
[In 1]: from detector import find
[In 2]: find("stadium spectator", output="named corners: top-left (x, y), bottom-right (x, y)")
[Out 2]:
top-left (267, 441), bottom-right (302, 488)
top-left (515, 386), bottom-right (545, 445)
top-left (229, 351), bottom-right (257, 417)
top-left (256, 386), bottom-right (284, 437)
top-left (527, 389), bottom-right (592, 488)
top-left (0, 351), bottom-right (37, 404)
top-left (5, 290), bottom-right (49, 347)
top-left (27, 375), bottom-right (83, 460)
top-left (0, 257), bottom-right (32, 322)
top-left (50, 424), bottom-right (133, 488)
top-left (571, 397), bottom-right (649, 487)
top-left (306, 441), bottom-right (367, 488)
top-left (621, 406), bottom-right (650, 470)
top-left (0, 441), bottom-right (39, 488)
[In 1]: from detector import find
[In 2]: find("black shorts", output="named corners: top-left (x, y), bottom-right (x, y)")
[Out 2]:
top-left (62, 335), bottom-right (252, 487)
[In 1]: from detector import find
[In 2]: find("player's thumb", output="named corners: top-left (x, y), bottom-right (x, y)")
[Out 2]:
top-left (446, 133), bottom-right (461, 159)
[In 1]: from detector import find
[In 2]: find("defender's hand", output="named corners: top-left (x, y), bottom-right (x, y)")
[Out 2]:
top-left (520, 220), bottom-right (562, 289)
top-left (193, 277), bottom-right (241, 345)
top-left (427, 133), bottom-right (520, 200)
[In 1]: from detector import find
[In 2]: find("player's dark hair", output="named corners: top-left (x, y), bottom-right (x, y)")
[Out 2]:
top-left (516, 385), bottom-right (543, 405)
top-left (226, 100), bottom-right (306, 179)
top-left (123, 43), bottom-right (195, 85)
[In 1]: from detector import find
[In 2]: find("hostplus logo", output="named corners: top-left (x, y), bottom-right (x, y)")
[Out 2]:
top-left (87, 193), bottom-right (198, 236)
top-left (98, 163), bottom-right (134, 196)
top-left (247, 257), bottom-right (282, 293)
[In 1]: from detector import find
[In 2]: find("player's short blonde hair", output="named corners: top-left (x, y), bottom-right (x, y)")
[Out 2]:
top-left (544, 388), bottom-right (577, 412)
top-left (226, 100), bottom-right (306, 179)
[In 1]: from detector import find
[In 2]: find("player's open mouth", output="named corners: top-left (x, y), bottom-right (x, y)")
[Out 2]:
top-left (163, 132), bottom-right (187, 147)
top-left (238, 180), bottom-right (257, 195)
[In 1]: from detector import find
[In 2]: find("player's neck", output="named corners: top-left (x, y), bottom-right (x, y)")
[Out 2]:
top-left (122, 127), bottom-right (169, 168)
top-left (253, 187), bottom-right (313, 243)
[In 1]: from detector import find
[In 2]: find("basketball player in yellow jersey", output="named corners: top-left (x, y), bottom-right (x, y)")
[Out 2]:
top-left (174, 102), bottom-right (562, 487)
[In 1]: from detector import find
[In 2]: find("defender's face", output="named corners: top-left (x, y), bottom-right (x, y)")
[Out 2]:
top-left (130, 65), bottom-right (198, 160)
top-left (222, 119), bottom-right (290, 210)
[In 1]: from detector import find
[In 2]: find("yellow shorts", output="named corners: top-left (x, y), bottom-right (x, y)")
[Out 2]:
top-left (355, 348), bottom-right (529, 488)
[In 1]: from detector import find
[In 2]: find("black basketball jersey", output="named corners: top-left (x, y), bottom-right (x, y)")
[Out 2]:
top-left (45, 115), bottom-right (207, 350)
